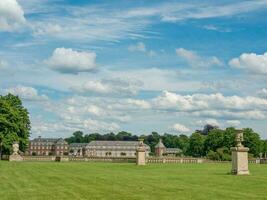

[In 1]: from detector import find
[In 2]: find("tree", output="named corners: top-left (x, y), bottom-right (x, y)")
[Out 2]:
top-left (204, 129), bottom-right (224, 153)
top-left (243, 128), bottom-right (261, 157)
top-left (0, 94), bottom-right (31, 156)
top-left (188, 133), bottom-right (205, 157)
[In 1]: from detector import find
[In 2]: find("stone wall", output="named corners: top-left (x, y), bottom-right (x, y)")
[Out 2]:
top-left (147, 157), bottom-right (203, 164)
top-left (69, 156), bottom-right (136, 163)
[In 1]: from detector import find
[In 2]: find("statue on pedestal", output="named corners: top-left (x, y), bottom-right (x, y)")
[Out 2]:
top-left (9, 141), bottom-right (23, 161)
top-left (231, 129), bottom-right (249, 175)
top-left (12, 142), bottom-right (19, 155)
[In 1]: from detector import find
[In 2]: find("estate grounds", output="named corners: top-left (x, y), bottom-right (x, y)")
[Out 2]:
top-left (1, 162), bottom-right (267, 200)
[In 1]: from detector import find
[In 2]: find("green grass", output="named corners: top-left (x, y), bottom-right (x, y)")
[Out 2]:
top-left (0, 162), bottom-right (267, 200)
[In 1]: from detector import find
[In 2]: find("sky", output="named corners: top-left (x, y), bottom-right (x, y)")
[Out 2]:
top-left (1, 0), bottom-right (267, 139)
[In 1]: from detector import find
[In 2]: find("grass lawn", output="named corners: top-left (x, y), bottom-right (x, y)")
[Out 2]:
top-left (0, 162), bottom-right (267, 200)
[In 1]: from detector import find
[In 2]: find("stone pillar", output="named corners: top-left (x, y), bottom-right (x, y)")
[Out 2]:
top-left (136, 139), bottom-right (146, 165)
top-left (9, 142), bottom-right (23, 161)
top-left (231, 130), bottom-right (249, 175)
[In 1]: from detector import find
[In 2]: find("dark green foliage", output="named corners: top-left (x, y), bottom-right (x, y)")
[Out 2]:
top-left (188, 133), bottom-right (205, 157)
top-left (0, 94), bottom-right (31, 155)
top-left (243, 128), bottom-right (262, 157)
top-left (65, 127), bottom-right (265, 159)
top-left (207, 148), bottom-right (231, 161)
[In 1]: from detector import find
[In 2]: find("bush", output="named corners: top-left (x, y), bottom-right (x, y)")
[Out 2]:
top-left (48, 152), bottom-right (53, 156)
top-left (207, 148), bottom-right (231, 161)
top-left (63, 152), bottom-right (68, 156)
top-left (32, 152), bottom-right (37, 156)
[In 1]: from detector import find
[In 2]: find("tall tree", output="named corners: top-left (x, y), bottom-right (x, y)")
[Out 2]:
top-left (188, 133), bottom-right (205, 157)
top-left (243, 128), bottom-right (261, 157)
top-left (0, 94), bottom-right (31, 156)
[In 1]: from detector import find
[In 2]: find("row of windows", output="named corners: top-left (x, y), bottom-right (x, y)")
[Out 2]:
top-left (89, 146), bottom-right (136, 149)
top-left (31, 146), bottom-right (68, 150)
top-left (31, 143), bottom-right (67, 146)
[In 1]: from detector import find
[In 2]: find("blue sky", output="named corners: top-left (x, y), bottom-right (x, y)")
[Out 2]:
top-left (1, 0), bottom-right (267, 138)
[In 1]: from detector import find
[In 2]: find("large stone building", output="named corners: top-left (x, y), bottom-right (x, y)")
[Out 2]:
top-left (69, 141), bottom-right (151, 157)
top-left (69, 143), bottom-right (87, 156)
top-left (155, 139), bottom-right (181, 156)
top-left (85, 141), bottom-right (150, 157)
top-left (29, 137), bottom-right (151, 157)
top-left (28, 137), bottom-right (69, 156)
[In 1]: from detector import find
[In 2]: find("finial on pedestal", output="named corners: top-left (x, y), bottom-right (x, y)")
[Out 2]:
top-left (235, 129), bottom-right (244, 147)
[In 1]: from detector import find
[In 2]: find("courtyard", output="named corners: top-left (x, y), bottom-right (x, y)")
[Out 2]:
top-left (0, 162), bottom-right (266, 200)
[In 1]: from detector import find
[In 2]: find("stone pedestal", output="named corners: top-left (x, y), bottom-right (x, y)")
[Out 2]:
top-left (136, 139), bottom-right (146, 166)
top-left (9, 154), bottom-right (23, 162)
top-left (231, 147), bottom-right (249, 175)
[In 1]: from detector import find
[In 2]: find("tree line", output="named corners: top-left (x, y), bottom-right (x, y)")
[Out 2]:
top-left (65, 128), bottom-right (267, 160)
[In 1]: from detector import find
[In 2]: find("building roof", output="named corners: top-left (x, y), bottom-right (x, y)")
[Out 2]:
top-left (30, 137), bottom-right (67, 144)
top-left (155, 139), bottom-right (165, 148)
top-left (87, 140), bottom-right (150, 151)
top-left (69, 143), bottom-right (88, 148)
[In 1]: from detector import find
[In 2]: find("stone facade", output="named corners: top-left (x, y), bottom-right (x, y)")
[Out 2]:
top-left (231, 130), bottom-right (249, 175)
top-left (28, 137), bottom-right (69, 156)
top-left (69, 143), bottom-right (87, 156)
top-left (155, 139), bottom-right (181, 156)
top-left (84, 141), bottom-right (150, 157)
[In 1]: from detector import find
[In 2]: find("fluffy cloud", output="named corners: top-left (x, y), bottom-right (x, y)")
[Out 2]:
top-left (257, 88), bottom-right (267, 98)
top-left (176, 48), bottom-right (222, 68)
top-left (0, 0), bottom-right (26, 31)
top-left (171, 123), bottom-right (190, 132)
top-left (71, 79), bottom-right (142, 97)
top-left (83, 119), bottom-right (120, 132)
top-left (197, 119), bottom-right (220, 127)
top-left (46, 48), bottom-right (97, 74)
top-left (229, 52), bottom-right (267, 74)
top-left (153, 91), bottom-right (267, 120)
top-left (4, 85), bottom-right (48, 101)
top-left (128, 42), bottom-right (156, 56)
top-left (226, 120), bottom-right (240, 127)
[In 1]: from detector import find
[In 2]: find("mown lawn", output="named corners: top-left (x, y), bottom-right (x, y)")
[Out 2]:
top-left (0, 161), bottom-right (266, 200)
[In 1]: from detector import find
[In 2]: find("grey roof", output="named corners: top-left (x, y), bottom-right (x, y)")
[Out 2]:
top-left (69, 143), bottom-right (87, 148)
top-left (155, 139), bottom-right (165, 148)
top-left (30, 137), bottom-right (67, 144)
top-left (87, 140), bottom-right (150, 151)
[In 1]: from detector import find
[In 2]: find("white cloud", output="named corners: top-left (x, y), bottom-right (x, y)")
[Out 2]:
top-left (32, 23), bottom-right (63, 36)
top-left (0, 0), bottom-right (26, 31)
top-left (46, 48), bottom-right (97, 74)
top-left (171, 123), bottom-right (190, 132)
top-left (71, 79), bottom-right (142, 97)
top-left (257, 88), bottom-right (267, 98)
top-left (0, 59), bottom-right (8, 70)
top-left (226, 120), bottom-right (240, 127)
top-left (4, 85), bottom-right (48, 101)
top-left (83, 119), bottom-right (120, 132)
top-left (176, 48), bottom-right (222, 68)
top-left (160, 1), bottom-right (267, 22)
top-left (128, 42), bottom-right (156, 56)
top-left (229, 52), bottom-right (267, 74)
top-left (196, 119), bottom-right (220, 127)
top-left (128, 42), bottom-right (146, 52)
top-left (152, 91), bottom-right (267, 120)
